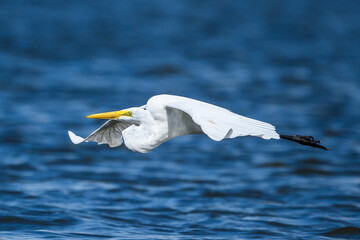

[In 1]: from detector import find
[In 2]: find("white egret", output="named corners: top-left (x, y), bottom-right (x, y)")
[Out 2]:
top-left (68, 94), bottom-right (328, 153)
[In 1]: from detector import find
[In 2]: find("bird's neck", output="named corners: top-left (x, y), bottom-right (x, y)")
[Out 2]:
top-left (122, 112), bottom-right (166, 153)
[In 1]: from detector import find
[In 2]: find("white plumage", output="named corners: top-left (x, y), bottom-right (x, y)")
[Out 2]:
top-left (68, 94), bottom-right (280, 153)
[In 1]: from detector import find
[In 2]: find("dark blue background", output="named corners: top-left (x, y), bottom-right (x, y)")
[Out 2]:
top-left (1, 0), bottom-right (360, 239)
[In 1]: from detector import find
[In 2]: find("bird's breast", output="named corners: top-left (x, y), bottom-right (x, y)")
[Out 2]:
top-left (122, 125), bottom-right (167, 153)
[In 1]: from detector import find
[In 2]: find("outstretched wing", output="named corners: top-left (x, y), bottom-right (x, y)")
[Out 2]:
top-left (68, 120), bottom-right (133, 147)
top-left (155, 95), bottom-right (280, 141)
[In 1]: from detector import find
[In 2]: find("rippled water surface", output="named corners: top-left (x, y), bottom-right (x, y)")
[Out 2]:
top-left (1, 1), bottom-right (360, 239)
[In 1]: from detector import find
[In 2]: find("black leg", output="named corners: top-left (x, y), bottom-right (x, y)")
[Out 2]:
top-left (280, 134), bottom-right (329, 150)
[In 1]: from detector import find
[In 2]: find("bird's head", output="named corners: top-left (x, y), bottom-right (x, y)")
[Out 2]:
top-left (86, 107), bottom-right (148, 123)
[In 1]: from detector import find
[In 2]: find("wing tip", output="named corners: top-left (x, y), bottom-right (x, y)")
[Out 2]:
top-left (68, 131), bottom-right (85, 144)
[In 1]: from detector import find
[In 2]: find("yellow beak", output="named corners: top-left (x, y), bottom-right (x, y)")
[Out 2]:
top-left (86, 110), bottom-right (132, 119)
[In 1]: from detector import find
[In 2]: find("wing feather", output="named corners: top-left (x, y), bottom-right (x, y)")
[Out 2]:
top-left (154, 95), bottom-right (279, 141)
top-left (68, 120), bottom-right (132, 147)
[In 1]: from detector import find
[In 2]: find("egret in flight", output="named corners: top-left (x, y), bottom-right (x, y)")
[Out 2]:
top-left (68, 94), bottom-right (328, 153)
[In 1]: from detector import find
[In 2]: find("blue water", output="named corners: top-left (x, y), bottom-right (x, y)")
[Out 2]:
top-left (1, 1), bottom-right (360, 239)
